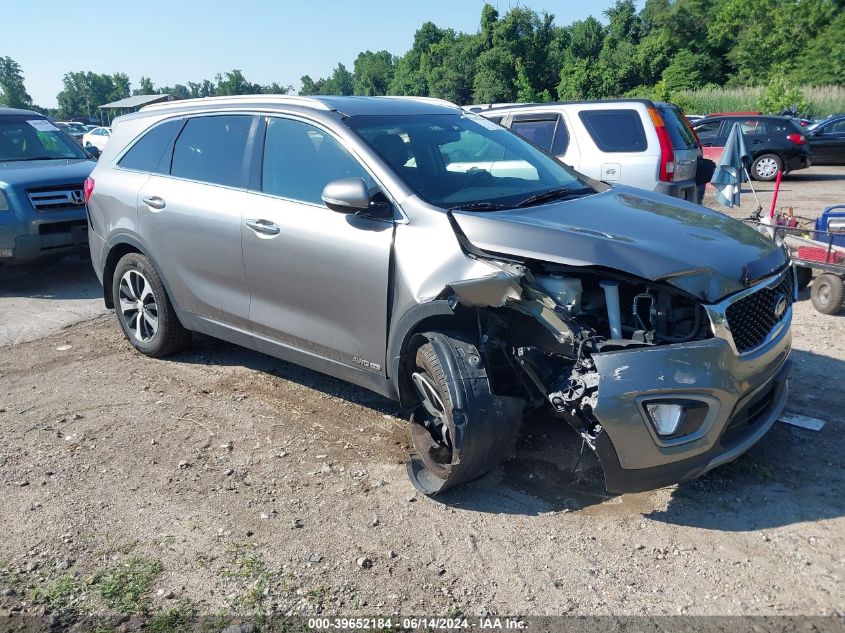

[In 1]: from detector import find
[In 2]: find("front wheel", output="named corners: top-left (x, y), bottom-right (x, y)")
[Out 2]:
top-left (810, 273), bottom-right (845, 315)
top-left (406, 331), bottom-right (524, 495)
top-left (112, 252), bottom-right (191, 357)
top-left (751, 154), bottom-right (783, 181)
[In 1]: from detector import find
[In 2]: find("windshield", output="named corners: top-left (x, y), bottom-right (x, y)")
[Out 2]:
top-left (0, 116), bottom-right (88, 161)
top-left (345, 112), bottom-right (595, 209)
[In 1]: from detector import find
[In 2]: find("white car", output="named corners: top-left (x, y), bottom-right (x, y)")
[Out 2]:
top-left (82, 126), bottom-right (112, 151)
top-left (470, 99), bottom-right (703, 202)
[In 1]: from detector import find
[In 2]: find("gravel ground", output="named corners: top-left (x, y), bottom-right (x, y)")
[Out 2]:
top-left (0, 166), bottom-right (842, 628)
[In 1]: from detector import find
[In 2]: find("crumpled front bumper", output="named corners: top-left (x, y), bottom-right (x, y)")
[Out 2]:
top-left (589, 322), bottom-right (791, 493)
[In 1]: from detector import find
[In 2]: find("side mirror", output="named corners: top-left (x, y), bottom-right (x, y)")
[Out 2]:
top-left (86, 146), bottom-right (101, 160)
top-left (322, 178), bottom-right (371, 214)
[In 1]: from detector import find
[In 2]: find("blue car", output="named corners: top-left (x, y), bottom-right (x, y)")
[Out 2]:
top-left (0, 107), bottom-right (96, 263)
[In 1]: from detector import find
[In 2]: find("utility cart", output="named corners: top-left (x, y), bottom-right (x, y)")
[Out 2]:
top-left (746, 205), bottom-right (845, 315)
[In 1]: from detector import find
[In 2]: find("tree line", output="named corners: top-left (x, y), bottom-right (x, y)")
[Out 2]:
top-left (1, 0), bottom-right (843, 120)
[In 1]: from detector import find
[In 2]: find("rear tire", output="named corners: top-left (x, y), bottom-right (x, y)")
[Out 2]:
top-left (406, 331), bottom-right (524, 495)
top-left (751, 154), bottom-right (782, 181)
top-left (795, 265), bottom-right (813, 291)
top-left (112, 252), bottom-right (191, 357)
top-left (810, 273), bottom-right (845, 315)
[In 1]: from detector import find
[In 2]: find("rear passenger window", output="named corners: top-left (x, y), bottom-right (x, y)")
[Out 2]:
top-left (118, 119), bottom-right (182, 174)
top-left (739, 119), bottom-right (764, 135)
top-left (694, 121), bottom-right (722, 139)
top-left (579, 110), bottom-right (647, 152)
top-left (262, 117), bottom-right (371, 205)
top-left (171, 115), bottom-right (252, 187)
top-left (510, 120), bottom-right (556, 152)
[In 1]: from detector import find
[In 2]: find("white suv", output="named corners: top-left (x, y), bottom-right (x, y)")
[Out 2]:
top-left (469, 99), bottom-right (702, 202)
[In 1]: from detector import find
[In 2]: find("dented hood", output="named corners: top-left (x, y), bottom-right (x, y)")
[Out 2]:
top-left (450, 186), bottom-right (787, 302)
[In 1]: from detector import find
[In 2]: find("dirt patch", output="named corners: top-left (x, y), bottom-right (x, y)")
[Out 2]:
top-left (0, 296), bottom-right (843, 623)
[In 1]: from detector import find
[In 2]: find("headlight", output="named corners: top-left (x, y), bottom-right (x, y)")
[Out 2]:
top-left (0, 190), bottom-right (9, 212)
top-left (643, 399), bottom-right (710, 438)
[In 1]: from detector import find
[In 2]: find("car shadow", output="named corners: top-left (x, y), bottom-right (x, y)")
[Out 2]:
top-left (0, 255), bottom-right (101, 301)
top-left (173, 336), bottom-right (842, 526)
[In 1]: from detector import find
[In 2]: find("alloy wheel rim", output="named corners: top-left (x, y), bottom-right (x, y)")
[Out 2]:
top-left (411, 370), bottom-right (453, 463)
top-left (756, 157), bottom-right (778, 179)
top-left (118, 270), bottom-right (159, 342)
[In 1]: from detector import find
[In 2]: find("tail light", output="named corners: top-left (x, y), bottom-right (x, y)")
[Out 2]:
top-left (83, 177), bottom-right (95, 203)
top-left (786, 133), bottom-right (806, 145)
top-left (648, 107), bottom-right (674, 182)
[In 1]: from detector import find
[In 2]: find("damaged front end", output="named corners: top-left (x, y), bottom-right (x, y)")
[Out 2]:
top-left (406, 252), bottom-right (792, 496)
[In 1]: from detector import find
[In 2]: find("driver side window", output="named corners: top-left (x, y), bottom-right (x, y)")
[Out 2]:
top-left (262, 117), bottom-right (372, 206)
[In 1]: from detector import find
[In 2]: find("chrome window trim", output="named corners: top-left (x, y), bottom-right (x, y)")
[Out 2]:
top-left (704, 266), bottom-right (795, 357)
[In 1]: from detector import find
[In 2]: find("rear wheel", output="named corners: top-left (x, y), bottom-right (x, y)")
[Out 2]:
top-left (795, 265), bottom-right (813, 291)
top-left (810, 273), bottom-right (845, 315)
top-left (751, 154), bottom-right (782, 181)
top-left (112, 252), bottom-right (191, 357)
top-left (406, 332), bottom-right (524, 495)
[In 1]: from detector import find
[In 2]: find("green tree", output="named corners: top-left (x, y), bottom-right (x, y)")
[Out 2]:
top-left (662, 49), bottom-right (717, 91)
top-left (0, 56), bottom-right (32, 108)
top-left (759, 75), bottom-right (809, 114)
top-left (133, 76), bottom-right (155, 95)
top-left (215, 69), bottom-right (261, 95)
top-left (352, 51), bottom-right (395, 96)
top-left (57, 71), bottom-right (125, 118)
top-left (790, 11), bottom-right (845, 85)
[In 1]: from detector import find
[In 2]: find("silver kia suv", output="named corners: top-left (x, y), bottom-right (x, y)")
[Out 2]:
top-left (86, 95), bottom-right (793, 495)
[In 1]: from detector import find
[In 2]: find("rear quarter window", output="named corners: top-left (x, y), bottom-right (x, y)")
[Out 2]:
top-left (118, 119), bottom-right (183, 174)
top-left (510, 119), bottom-right (556, 152)
top-left (579, 109), bottom-right (647, 152)
top-left (657, 106), bottom-right (698, 149)
top-left (170, 115), bottom-right (253, 188)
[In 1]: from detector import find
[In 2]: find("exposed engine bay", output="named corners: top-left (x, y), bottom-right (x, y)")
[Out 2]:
top-left (406, 257), bottom-right (719, 494)
top-left (444, 259), bottom-right (712, 443)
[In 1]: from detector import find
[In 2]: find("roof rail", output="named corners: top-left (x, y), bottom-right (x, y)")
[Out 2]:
top-left (380, 95), bottom-right (460, 109)
top-left (140, 94), bottom-right (333, 112)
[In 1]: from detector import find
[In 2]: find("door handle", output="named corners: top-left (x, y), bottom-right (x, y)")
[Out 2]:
top-left (142, 196), bottom-right (166, 210)
top-left (246, 218), bottom-right (280, 235)
top-left (702, 142), bottom-right (714, 147)
top-left (751, 139), bottom-right (763, 144)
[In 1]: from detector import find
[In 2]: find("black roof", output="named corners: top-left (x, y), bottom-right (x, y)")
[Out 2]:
top-left (0, 107), bottom-right (43, 117)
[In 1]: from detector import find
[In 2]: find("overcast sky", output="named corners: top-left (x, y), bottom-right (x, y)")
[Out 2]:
top-left (5, 0), bottom-right (622, 108)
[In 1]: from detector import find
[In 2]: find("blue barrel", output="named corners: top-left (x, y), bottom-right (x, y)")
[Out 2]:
top-left (814, 205), bottom-right (845, 247)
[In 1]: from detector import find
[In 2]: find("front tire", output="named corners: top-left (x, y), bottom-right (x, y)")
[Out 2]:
top-left (810, 273), bottom-right (845, 315)
top-left (112, 252), bottom-right (191, 357)
top-left (406, 331), bottom-right (524, 495)
top-left (751, 153), bottom-right (783, 181)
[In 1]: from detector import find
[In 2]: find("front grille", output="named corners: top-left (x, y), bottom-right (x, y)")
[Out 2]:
top-left (38, 220), bottom-right (87, 236)
top-left (27, 183), bottom-right (85, 212)
top-left (725, 272), bottom-right (794, 353)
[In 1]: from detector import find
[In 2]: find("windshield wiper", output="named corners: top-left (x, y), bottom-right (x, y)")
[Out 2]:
top-left (514, 186), bottom-right (594, 208)
top-left (7, 156), bottom-right (66, 162)
top-left (448, 201), bottom-right (504, 212)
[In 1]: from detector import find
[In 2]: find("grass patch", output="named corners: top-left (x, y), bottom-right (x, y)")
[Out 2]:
top-left (305, 585), bottom-right (327, 603)
top-left (92, 558), bottom-right (163, 615)
top-left (676, 85), bottom-right (845, 117)
top-left (31, 575), bottom-right (81, 612)
top-left (148, 599), bottom-right (197, 633)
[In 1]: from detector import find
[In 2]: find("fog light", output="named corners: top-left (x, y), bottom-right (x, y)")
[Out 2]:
top-left (643, 399), bottom-right (710, 438)
top-left (645, 403), bottom-right (684, 435)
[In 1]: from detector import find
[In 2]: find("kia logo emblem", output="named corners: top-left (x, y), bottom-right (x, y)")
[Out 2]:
top-left (774, 293), bottom-right (788, 319)
top-left (71, 190), bottom-right (84, 204)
